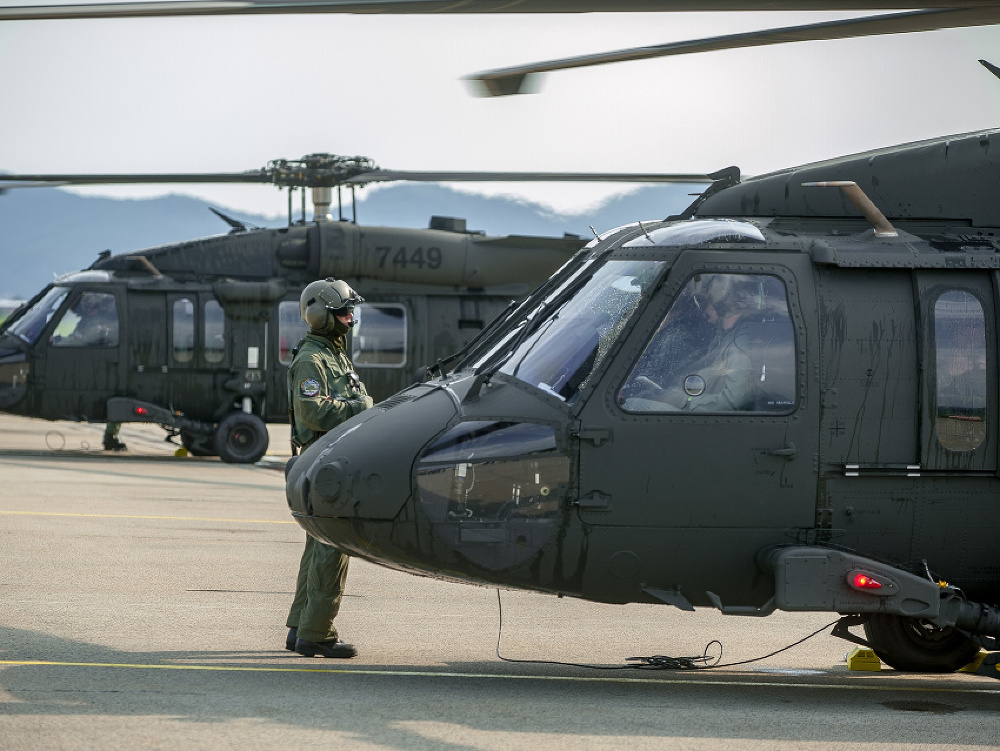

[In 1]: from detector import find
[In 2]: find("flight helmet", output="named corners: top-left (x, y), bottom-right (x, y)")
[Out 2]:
top-left (695, 274), bottom-right (759, 318)
top-left (300, 278), bottom-right (364, 331)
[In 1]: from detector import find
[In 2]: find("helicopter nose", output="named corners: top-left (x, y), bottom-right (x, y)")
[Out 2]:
top-left (286, 374), bottom-right (573, 580)
top-left (0, 351), bottom-right (29, 412)
top-left (285, 385), bottom-right (460, 528)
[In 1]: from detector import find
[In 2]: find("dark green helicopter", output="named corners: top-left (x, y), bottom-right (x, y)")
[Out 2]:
top-left (0, 156), bottom-right (709, 463)
top-left (8, 0), bottom-right (1000, 677)
top-left (286, 128), bottom-right (1000, 676)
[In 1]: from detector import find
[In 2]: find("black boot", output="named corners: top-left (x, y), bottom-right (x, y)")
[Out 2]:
top-left (103, 437), bottom-right (127, 451)
top-left (294, 638), bottom-right (357, 658)
top-left (285, 627), bottom-right (298, 652)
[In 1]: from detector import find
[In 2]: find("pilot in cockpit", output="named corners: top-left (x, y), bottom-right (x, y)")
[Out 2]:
top-left (623, 274), bottom-right (759, 413)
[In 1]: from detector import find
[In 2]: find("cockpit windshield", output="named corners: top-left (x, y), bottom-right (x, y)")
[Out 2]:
top-left (2, 287), bottom-right (69, 345)
top-left (481, 259), bottom-right (666, 402)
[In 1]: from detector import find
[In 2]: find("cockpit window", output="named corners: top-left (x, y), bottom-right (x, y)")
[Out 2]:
top-left (51, 292), bottom-right (120, 348)
top-left (468, 260), bottom-right (595, 373)
top-left (4, 287), bottom-right (70, 345)
top-left (421, 421), bottom-right (558, 463)
top-left (619, 273), bottom-right (796, 413)
top-left (416, 421), bottom-right (569, 571)
top-left (487, 259), bottom-right (665, 403)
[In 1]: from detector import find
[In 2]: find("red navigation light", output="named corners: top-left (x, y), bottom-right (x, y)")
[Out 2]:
top-left (135, 406), bottom-right (149, 416)
top-left (853, 573), bottom-right (882, 590)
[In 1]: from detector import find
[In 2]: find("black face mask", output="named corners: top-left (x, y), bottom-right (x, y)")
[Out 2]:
top-left (333, 316), bottom-right (352, 338)
top-left (313, 311), bottom-right (353, 340)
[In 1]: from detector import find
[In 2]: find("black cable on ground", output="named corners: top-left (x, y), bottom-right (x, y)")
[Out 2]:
top-left (494, 589), bottom-right (840, 672)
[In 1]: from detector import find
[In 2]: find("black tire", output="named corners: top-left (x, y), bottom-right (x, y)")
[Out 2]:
top-left (180, 430), bottom-right (217, 457)
top-left (213, 412), bottom-right (269, 464)
top-left (864, 613), bottom-right (980, 673)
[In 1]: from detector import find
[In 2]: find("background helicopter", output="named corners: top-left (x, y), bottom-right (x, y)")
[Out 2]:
top-left (0, 156), bottom-right (716, 463)
top-left (286, 126), bottom-right (1000, 677)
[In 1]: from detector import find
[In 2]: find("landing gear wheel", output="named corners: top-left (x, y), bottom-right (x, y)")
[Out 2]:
top-left (864, 614), bottom-right (980, 673)
top-left (214, 412), bottom-right (269, 464)
top-left (180, 430), bottom-right (217, 457)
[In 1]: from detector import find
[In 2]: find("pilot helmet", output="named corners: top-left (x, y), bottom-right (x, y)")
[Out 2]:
top-left (300, 278), bottom-right (365, 330)
top-left (77, 292), bottom-right (107, 314)
top-left (696, 274), bottom-right (757, 317)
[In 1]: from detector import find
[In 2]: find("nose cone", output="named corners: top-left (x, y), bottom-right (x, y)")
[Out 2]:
top-left (286, 384), bottom-right (460, 545)
top-left (286, 373), bottom-right (576, 588)
top-left (0, 351), bottom-right (29, 413)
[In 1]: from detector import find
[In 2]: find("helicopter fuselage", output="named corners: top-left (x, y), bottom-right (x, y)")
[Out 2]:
top-left (289, 216), bottom-right (1000, 603)
top-left (286, 130), bottom-right (1000, 670)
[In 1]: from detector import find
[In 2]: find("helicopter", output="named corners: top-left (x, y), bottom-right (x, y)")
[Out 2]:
top-left (0, 156), bottom-right (714, 463)
top-left (284, 126), bottom-right (1000, 676)
top-left (7, 0), bottom-right (1000, 679)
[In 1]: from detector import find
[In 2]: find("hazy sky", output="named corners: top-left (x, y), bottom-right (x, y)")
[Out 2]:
top-left (1, 7), bottom-right (999, 218)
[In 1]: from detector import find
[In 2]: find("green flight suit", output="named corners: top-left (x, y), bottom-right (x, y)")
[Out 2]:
top-left (286, 331), bottom-right (373, 643)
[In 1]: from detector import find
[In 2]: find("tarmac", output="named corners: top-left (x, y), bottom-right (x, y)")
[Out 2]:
top-left (1, 413), bottom-right (999, 751)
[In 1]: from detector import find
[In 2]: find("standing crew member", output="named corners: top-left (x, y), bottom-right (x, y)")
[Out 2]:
top-left (285, 278), bottom-right (373, 658)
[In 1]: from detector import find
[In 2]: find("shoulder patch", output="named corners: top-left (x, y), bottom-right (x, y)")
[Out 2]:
top-left (299, 379), bottom-right (321, 397)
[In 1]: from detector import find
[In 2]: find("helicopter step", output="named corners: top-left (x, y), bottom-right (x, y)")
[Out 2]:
top-left (106, 396), bottom-right (270, 464)
top-left (763, 546), bottom-right (1000, 674)
top-left (106, 396), bottom-right (211, 434)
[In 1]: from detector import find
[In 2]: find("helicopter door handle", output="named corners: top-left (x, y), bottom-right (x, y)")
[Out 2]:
top-left (767, 443), bottom-right (797, 459)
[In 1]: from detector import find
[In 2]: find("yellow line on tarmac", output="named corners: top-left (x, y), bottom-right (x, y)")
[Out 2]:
top-left (0, 510), bottom-right (295, 524)
top-left (1, 660), bottom-right (999, 694)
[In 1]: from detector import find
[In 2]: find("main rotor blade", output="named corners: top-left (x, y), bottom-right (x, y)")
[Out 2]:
top-left (468, 8), bottom-right (1000, 96)
top-left (0, 0), bottom-right (814, 22)
top-left (0, 172), bottom-right (273, 185)
top-left (0, 168), bottom-right (729, 190)
top-left (981, 58), bottom-right (1000, 81)
top-left (0, 0), bottom-right (444, 21)
top-left (344, 170), bottom-right (719, 185)
top-left (3, 0), bottom-right (991, 22)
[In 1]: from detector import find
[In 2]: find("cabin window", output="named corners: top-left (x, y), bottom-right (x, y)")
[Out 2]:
top-left (172, 298), bottom-right (195, 364)
top-left (51, 292), bottom-right (119, 348)
top-left (619, 273), bottom-right (796, 414)
top-left (353, 303), bottom-right (407, 367)
top-left (934, 290), bottom-right (987, 452)
top-left (278, 301), bottom-right (307, 366)
top-left (204, 300), bottom-right (226, 365)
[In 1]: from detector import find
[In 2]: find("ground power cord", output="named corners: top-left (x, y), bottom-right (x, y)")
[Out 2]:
top-left (494, 589), bottom-right (840, 671)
